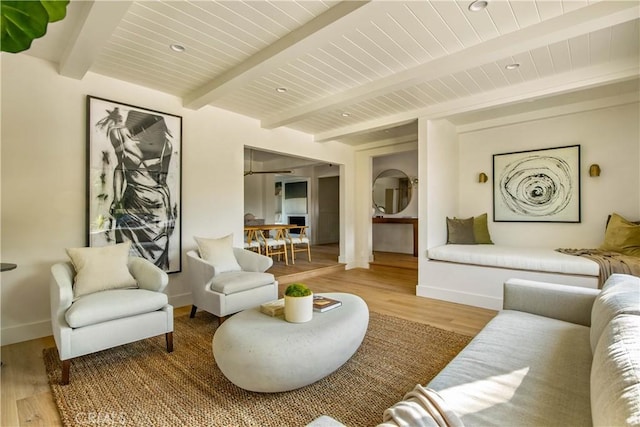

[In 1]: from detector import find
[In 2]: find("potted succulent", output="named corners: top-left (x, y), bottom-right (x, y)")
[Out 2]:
top-left (284, 283), bottom-right (313, 323)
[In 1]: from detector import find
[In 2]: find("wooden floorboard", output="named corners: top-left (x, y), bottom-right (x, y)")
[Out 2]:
top-left (370, 250), bottom-right (418, 270)
top-left (1, 254), bottom-right (497, 427)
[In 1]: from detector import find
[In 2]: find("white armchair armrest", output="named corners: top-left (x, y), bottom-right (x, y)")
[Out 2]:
top-left (50, 262), bottom-right (75, 311)
top-left (128, 257), bottom-right (169, 292)
top-left (233, 248), bottom-right (273, 272)
top-left (50, 262), bottom-right (75, 360)
top-left (186, 250), bottom-right (218, 301)
top-left (503, 278), bottom-right (600, 327)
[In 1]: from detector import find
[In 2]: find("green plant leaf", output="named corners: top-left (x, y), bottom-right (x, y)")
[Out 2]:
top-left (41, 0), bottom-right (69, 22)
top-left (1, 0), bottom-right (69, 53)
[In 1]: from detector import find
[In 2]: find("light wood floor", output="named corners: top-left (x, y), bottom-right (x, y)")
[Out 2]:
top-left (1, 254), bottom-right (497, 427)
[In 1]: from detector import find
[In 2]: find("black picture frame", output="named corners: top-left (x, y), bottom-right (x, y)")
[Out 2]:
top-left (86, 96), bottom-right (182, 273)
top-left (493, 145), bottom-right (581, 223)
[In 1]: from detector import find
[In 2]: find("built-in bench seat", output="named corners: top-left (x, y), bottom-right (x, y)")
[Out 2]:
top-left (417, 244), bottom-right (599, 310)
top-left (428, 244), bottom-right (599, 276)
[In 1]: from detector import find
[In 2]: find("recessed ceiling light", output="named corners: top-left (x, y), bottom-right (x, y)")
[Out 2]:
top-left (275, 87), bottom-right (287, 93)
top-left (341, 112), bottom-right (351, 117)
top-left (170, 43), bottom-right (186, 53)
top-left (468, 0), bottom-right (488, 12)
top-left (505, 63), bottom-right (520, 70)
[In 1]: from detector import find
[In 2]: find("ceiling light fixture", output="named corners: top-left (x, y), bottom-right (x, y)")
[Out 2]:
top-left (468, 0), bottom-right (488, 12)
top-left (170, 43), bottom-right (186, 53)
top-left (275, 87), bottom-right (287, 93)
top-left (505, 63), bottom-right (520, 70)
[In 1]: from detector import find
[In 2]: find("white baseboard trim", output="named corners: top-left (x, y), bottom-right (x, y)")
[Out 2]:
top-left (346, 261), bottom-right (370, 269)
top-left (416, 284), bottom-right (502, 311)
top-left (343, 254), bottom-right (372, 269)
top-left (2, 319), bottom-right (52, 346)
top-left (168, 292), bottom-right (193, 310)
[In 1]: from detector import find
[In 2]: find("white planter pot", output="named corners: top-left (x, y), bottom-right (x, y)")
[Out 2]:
top-left (284, 294), bottom-right (313, 323)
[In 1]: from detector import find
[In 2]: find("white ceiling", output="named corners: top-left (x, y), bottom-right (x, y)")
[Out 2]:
top-left (26, 0), bottom-right (639, 146)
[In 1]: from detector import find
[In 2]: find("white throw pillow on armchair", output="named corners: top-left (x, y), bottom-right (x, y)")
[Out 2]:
top-left (66, 241), bottom-right (138, 300)
top-left (194, 234), bottom-right (242, 273)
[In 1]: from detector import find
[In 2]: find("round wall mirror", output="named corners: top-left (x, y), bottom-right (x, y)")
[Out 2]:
top-left (372, 169), bottom-right (412, 215)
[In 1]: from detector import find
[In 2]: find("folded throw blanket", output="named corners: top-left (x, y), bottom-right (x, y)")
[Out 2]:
top-left (556, 248), bottom-right (640, 288)
top-left (380, 385), bottom-right (464, 427)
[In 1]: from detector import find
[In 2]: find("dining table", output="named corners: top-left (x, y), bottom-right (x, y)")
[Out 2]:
top-left (244, 224), bottom-right (301, 241)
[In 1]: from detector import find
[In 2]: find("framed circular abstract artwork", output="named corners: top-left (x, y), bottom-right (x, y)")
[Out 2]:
top-left (493, 145), bottom-right (581, 223)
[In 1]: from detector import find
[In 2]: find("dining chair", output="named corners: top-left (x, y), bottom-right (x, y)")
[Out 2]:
top-left (259, 228), bottom-right (289, 265)
top-left (285, 225), bottom-right (311, 263)
top-left (243, 229), bottom-right (262, 255)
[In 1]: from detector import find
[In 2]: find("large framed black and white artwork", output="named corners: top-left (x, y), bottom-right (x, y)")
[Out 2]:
top-left (87, 96), bottom-right (182, 273)
top-left (493, 145), bottom-right (580, 223)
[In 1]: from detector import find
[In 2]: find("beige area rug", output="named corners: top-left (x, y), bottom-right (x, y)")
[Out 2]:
top-left (44, 311), bottom-right (471, 427)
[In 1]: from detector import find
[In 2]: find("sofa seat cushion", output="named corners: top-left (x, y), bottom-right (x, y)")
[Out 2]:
top-left (427, 310), bottom-right (592, 426)
top-left (591, 314), bottom-right (640, 426)
top-left (210, 271), bottom-right (275, 295)
top-left (65, 289), bottom-right (168, 328)
top-left (590, 274), bottom-right (640, 352)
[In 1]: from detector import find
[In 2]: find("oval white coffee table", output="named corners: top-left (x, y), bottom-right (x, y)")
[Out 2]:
top-left (212, 292), bottom-right (369, 392)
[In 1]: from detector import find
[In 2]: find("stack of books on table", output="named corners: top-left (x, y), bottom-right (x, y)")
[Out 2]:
top-left (260, 299), bottom-right (284, 317)
top-left (313, 295), bottom-right (342, 312)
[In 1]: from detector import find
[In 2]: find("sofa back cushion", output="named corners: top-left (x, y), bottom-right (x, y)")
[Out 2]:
top-left (590, 314), bottom-right (640, 426)
top-left (590, 274), bottom-right (640, 353)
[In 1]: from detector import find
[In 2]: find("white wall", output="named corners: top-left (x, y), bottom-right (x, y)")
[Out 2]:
top-left (243, 174), bottom-right (266, 220)
top-left (458, 103), bottom-right (640, 248)
top-left (0, 53), bottom-right (356, 345)
top-left (417, 118), bottom-right (459, 287)
top-left (421, 119), bottom-right (460, 249)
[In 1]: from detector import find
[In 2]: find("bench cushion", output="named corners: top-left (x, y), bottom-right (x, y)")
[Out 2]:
top-left (66, 289), bottom-right (168, 328)
top-left (210, 271), bottom-right (275, 295)
top-left (427, 244), bottom-right (599, 276)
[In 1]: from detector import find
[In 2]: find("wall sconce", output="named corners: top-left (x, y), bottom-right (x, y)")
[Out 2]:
top-left (478, 172), bottom-right (488, 183)
top-left (589, 164), bottom-right (601, 177)
top-left (411, 177), bottom-right (419, 186)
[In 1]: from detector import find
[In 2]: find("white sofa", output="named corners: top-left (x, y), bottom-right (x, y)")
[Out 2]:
top-left (418, 244), bottom-right (600, 310)
top-left (380, 273), bottom-right (640, 426)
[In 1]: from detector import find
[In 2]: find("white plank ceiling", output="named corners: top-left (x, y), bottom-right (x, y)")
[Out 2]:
top-left (25, 0), bottom-right (640, 146)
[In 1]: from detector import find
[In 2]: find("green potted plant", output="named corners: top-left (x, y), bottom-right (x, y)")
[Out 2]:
top-left (284, 283), bottom-right (313, 323)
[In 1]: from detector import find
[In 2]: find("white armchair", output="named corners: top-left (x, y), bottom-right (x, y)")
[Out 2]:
top-left (50, 257), bottom-right (173, 385)
top-left (187, 248), bottom-right (278, 324)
